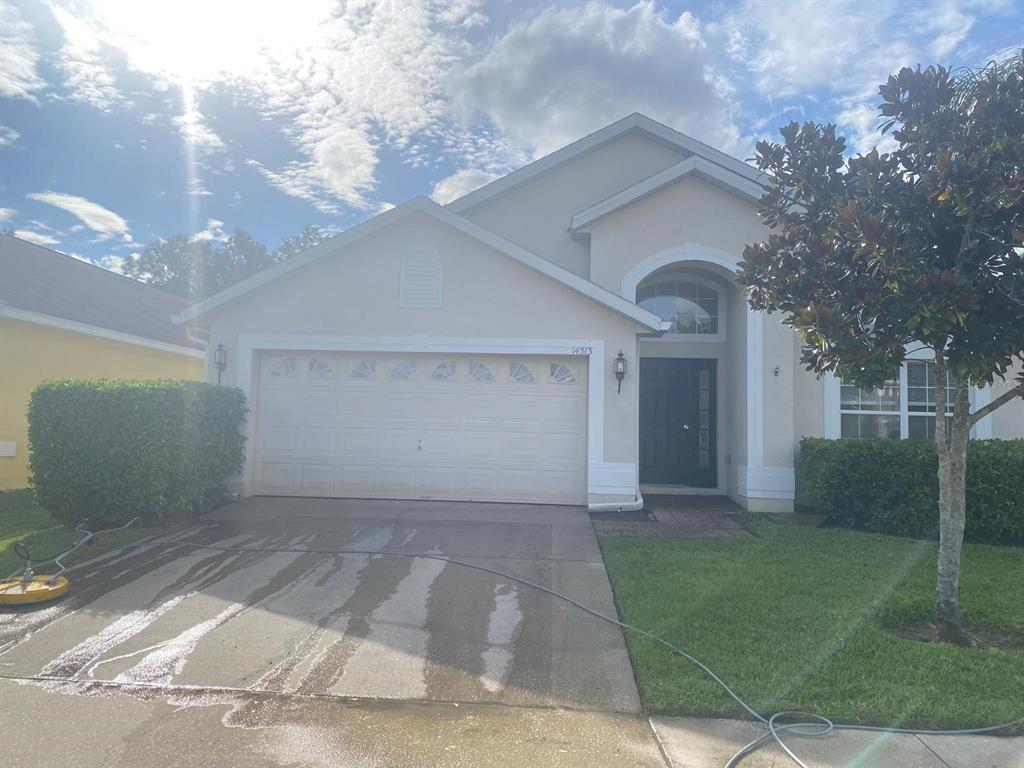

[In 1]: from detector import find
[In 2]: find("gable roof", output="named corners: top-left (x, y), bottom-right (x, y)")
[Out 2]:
top-left (447, 113), bottom-right (765, 213)
top-left (175, 197), bottom-right (669, 332)
top-left (0, 235), bottom-right (203, 353)
top-left (569, 155), bottom-right (766, 234)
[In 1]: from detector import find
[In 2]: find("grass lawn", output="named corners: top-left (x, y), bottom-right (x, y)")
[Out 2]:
top-left (600, 520), bottom-right (1024, 731)
top-left (0, 489), bottom-right (152, 578)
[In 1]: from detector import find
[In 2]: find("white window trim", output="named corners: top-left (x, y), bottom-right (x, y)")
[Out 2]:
top-left (233, 334), bottom-right (635, 505)
top-left (823, 347), bottom-right (994, 440)
top-left (635, 271), bottom-right (727, 343)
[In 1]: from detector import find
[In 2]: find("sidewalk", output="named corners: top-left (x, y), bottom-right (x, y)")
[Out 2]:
top-left (652, 716), bottom-right (1023, 768)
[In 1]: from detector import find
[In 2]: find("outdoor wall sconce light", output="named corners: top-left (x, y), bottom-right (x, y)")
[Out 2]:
top-left (614, 350), bottom-right (627, 394)
top-left (214, 342), bottom-right (228, 384)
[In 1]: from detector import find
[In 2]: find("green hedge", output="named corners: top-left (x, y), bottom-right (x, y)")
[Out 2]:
top-left (797, 438), bottom-right (1024, 544)
top-left (28, 379), bottom-right (247, 527)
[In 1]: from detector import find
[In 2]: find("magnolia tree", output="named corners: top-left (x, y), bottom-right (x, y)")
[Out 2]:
top-left (739, 53), bottom-right (1024, 644)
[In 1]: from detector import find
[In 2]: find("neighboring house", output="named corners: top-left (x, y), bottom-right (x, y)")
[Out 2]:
top-left (177, 114), bottom-right (1024, 512)
top-left (0, 236), bottom-right (205, 490)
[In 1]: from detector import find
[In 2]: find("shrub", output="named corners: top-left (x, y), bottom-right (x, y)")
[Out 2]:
top-left (28, 379), bottom-right (247, 527)
top-left (797, 438), bottom-right (1024, 544)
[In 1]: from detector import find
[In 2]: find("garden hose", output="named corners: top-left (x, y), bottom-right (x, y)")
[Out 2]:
top-left (26, 534), bottom-right (1024, 767)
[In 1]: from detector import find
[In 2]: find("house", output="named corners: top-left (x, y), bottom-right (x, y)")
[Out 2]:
top-left (0, 236), bottom-right (205, 489)
top-left (176, 114), bottom-right (1024, 512)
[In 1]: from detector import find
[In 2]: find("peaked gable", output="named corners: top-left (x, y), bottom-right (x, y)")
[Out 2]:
top-left (447, 113), bottom-right (764, 214)
top-left (176, 197), bottom-right (667, 332)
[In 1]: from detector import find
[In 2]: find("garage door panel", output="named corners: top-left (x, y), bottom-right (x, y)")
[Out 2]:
top-left (338, 429), bottom-right (375, 458)
top-left (254, 352), bottom-right (586, 504)
top-left (337, 465), bottom-right (374, 495)
top-left (261, 392), bottom-right (301, 419)
top-left (299, 464), bottom-right (334, 495)
top-left (257, 462), bottom-right (297, 493)
top-left (375, 465), bottom-right (416, 494)
top-left (463, 431), bottom-right (503, 461)
top-left (304, 393), bottom-right (339, 418)
top-left (259, 424), bottom-right (297, 455)
top-left (300, 427), bottom-right (336, 457)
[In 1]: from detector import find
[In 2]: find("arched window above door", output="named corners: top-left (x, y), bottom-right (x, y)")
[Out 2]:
top-left (635, 273), bottom-right (724, 340)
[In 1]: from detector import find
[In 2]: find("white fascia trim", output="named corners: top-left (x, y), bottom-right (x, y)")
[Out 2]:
top-left (448, 113), bottom-right (765, 213)
top-left (570, 156), bottom-right (765, 234)
top-left (177, 197), bottom-right (664, 332)
top-left (0, 302), bottom-right (205, 359)
top-left (737, 465), bottom-right (794, 500)
top-left (234, 334), bottom-right (617, 498)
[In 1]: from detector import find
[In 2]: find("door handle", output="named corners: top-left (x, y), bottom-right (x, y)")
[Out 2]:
top-left (682, 424), bottom-right (690, 430)
top-left (417, 439), bottom-right (423, 451)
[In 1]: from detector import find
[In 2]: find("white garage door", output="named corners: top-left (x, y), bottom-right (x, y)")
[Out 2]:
top-left (253, 351), bottom-right (587, 504)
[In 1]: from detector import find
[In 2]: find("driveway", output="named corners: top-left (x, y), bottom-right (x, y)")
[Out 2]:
top-left (0, 498), bottom-right (666, 768)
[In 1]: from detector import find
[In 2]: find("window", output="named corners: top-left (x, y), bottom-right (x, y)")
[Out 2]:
top-left (839, 360), bottom-right (958, 440)
top-left (509, 362), bottom-right (535, 384)
top-left (431, 360), bottom-right (456, 381)
top-left (550, 363), bottom-right (577, 384)
top-left (907, 360), bottom-right (955, 439)
top-left (350, 359), bottom-right (376, 379)
top-left (636, 276), bottom-right (721, 336)
top-left (269, 357), bottom-right (297, 378)
top-left (390, 360), bottom-right (416, 380)
top-left (468, 361), bottom-right (495, 382)
top-left (308, 358), bottom-right (335, 379)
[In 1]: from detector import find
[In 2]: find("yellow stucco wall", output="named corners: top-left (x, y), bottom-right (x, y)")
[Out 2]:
top-left (0, 317), bottom-right (203, 490)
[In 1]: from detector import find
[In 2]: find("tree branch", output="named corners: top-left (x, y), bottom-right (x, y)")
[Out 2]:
top-left (970, 383), bottom-right (1024, 425)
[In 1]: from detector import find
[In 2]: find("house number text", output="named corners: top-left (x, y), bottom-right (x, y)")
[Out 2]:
top-left (571, 346), bottom-right (593, 356)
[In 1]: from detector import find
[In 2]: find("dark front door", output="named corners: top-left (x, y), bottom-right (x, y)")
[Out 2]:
top-left (639, 358), bottom-right (717, 487)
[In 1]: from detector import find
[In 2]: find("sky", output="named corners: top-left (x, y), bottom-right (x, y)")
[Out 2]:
top-left (0, 0), bottom-right (1021, 273)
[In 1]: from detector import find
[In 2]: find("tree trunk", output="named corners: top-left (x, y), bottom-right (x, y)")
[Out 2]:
top-left (933, 354), bottom-right (974, 646)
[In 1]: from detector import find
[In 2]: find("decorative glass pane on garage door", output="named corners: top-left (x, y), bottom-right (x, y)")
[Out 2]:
top-left (390, 360), bottom-right (416, 380)
top-left (468, 361), bottom-right (495, 382)
top-left (350, 359), bottom-right (376, 379)
top-left (431, 360), bottom-right (457, 381)
top-left (509, 362), bottom-right (535, 383)
top-left (308, 358), bottom-right (335, 379)
top-left (270, 357), bottom-right (297, 378)
top-left (550, 363), bottom-right (577, 384)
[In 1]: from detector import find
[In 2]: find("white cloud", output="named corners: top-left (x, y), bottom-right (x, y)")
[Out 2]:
top-left (0, 125), bottom-right (20, 148)
top-left (0, 2), bottom-right (45, 100)
top-left (14, 229), bottom-right (60, 247)
top-left (173, 108), bottom-right (224, 150)
top-left (49, 0), bottom-right (486, 210)
top-left (50, 4), bottom-right (123, 110)
top-left (450, 1), bottom-right (741, 157)
top-left (430, 168), bottom-right (500, 204)
top-left (191, 218), bottom-right (228, 243)
top-left (835, 102), bottom-right (900, 155)
top-left (27, 192), bottom-right (130, 238)
top-left (0, 207), bottom-right (15, 222)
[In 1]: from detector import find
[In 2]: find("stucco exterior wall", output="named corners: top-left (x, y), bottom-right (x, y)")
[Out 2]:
top-left (588, 174), bottom-right (767, 297)
top-left (991, 362), bottom-right (1024, 439)
top-left (200, 212), bottom-right (646, 503)
top-left (458, 130), bottom-right (687, 278)
top-left (0, 318), bottom-right (203, 489)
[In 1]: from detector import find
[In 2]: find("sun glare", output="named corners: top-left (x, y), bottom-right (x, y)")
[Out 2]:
top-left (87, 0), bottom-right (333, 86)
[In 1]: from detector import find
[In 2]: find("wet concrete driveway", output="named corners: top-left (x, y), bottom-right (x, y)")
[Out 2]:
top-left (0, 498), bottom-right (665, 767)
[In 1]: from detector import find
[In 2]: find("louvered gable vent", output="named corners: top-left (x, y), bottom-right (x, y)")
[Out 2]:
top-left (400, 249), bottom-right (443, 308)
